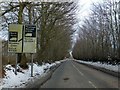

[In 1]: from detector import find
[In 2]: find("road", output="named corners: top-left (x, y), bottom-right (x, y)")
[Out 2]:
top-left (41, 60), bottom-right (119, 88)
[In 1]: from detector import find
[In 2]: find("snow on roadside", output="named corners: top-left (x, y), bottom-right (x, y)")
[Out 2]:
top-left (0, 61), bottom-right (61, 89)
top-left (0, 79), bottom-right (3, 90)
top-left (75, 60), bottom-right (119, 72)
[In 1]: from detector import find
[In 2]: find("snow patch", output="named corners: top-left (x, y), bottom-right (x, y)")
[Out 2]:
top-left (75, 60), bottom-right (119, 72)
top-left (0, 61), bottom-right (62, 89)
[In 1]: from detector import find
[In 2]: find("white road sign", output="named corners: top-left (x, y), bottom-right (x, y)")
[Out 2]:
top-left (23, 25), bottom-right (37, 53)
top-left (8, 24), bottom-right (23, 53)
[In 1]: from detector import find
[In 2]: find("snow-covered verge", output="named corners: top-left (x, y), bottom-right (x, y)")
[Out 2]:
top-left (0, 60), bottom-right (62, 89)
top-left (75, 60), bottom-right (119, 72)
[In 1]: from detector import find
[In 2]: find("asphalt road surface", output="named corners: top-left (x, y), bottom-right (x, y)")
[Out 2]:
top-left (41, 60), bottom-right (119, 88)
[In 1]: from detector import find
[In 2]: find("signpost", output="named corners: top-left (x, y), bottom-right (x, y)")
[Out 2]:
top-left (8, 24), bottom-right (23, 53)
top-left (8, 24), bottom-right (37, 76)
top-left (23, 25), bottom-right (37, 77)
top-left (8, 24), bottom-right (23, 75)
top-left (23, 25), bottom-right (37, 53)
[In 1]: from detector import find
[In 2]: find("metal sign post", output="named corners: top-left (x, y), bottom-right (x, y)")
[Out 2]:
top-left (31, 53), bottom-right (33, 77)
top-left (15, 54), bottom-right (18, 75)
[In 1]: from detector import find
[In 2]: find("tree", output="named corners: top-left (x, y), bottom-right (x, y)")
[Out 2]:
top-left (1, 1), bottom-right (77, 66)
top-left (72, 0), bottom-right (120, 64)
top-left (37, 2), bottom-right (76, 63)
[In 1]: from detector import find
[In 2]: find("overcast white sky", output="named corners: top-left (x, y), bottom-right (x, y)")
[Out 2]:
top-left (76, 0), bottom-right (103, 22)
top-left (72, 0), bottom-right (103, 45)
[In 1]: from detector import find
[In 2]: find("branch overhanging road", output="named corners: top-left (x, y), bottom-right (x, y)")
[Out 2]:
top-left (41, 60), bottom-right (119, 88)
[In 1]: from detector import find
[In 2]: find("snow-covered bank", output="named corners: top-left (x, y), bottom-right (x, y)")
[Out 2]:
top-left (75, 60), bottom-right (119, 72)
top-left (0, 60), bottom-right (62, 89)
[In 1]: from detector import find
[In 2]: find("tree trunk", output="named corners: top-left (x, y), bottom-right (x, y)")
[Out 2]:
top-left (18, 2), bottom-right (28, 69)
top-left (118, 1), bottom-right (120, 60)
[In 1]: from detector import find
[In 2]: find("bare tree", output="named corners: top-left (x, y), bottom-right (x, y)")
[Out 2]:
top-left (1, 1), bottom-right (77, 66)
top-left (72, 0), bottom-right (120, 64)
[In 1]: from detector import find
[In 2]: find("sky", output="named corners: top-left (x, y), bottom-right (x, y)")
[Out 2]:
top-left (76, 0), bottom-right (103, 22)
top-left (72, 0), bottom-right (103, 46)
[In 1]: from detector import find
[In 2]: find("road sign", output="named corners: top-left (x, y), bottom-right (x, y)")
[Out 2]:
top-left (23, 25), bottom-right (37, 53)
top-left (8, 24), bottom-right (23, 53)
top-left (8, 24), bottom-right (37, 76)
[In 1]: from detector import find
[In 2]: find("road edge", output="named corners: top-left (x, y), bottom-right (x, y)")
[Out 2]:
top-left (74, 60), bottom-right (120, 78)
top-left (24, 63), bottom-right (62, 88)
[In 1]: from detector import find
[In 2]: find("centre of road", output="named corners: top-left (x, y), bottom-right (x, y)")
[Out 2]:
top-left (71, 62), bottom-right (84, 76)
top-left (71, 61), bottom-right (97, 88)
top-left (88, 81), bottom-right (97, 88)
